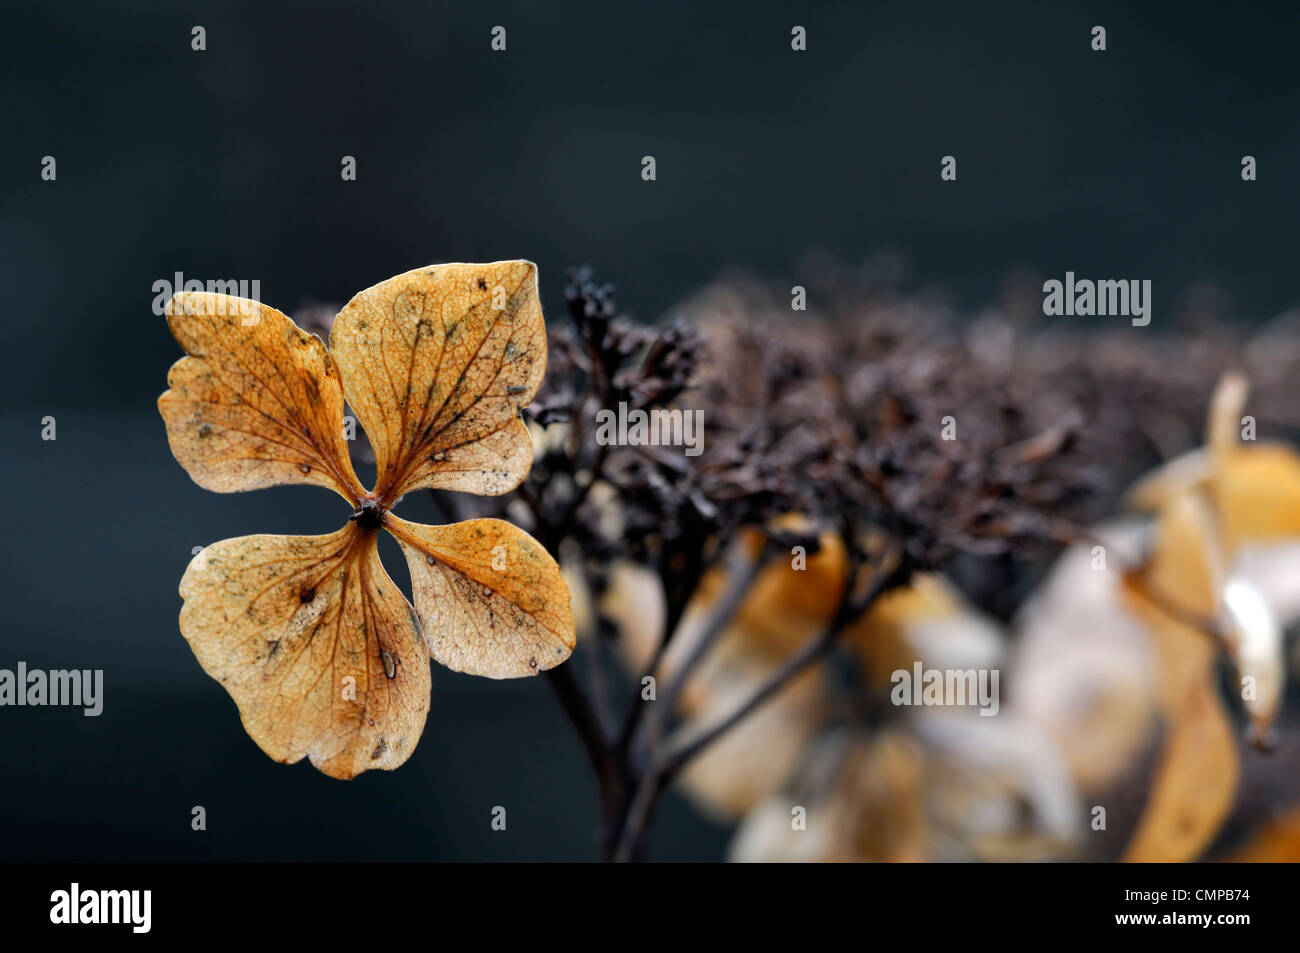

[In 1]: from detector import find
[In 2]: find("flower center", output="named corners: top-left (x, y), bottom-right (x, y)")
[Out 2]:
top-left (350, 497), bottom-right (386, 531)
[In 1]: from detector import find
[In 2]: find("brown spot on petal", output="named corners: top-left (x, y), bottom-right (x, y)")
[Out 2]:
top-left (176, 524), bottom-right (430, 780)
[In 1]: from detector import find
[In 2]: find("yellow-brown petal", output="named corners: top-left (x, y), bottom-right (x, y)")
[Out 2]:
top-left (159, 292), bottom-right (365, 502)
top-left (328, 261), bottom-right (546, 502)
top-left (179, 525), bottom-right (430, 779)
top-left (1119, 493), bottom-right (1238, 861)
top-left (1212, 445), bottom-right (1300, 553)
top-left (1120, 678), bottom-right (1238, 863)
top-left (386, 514), bottom-right (575, 678)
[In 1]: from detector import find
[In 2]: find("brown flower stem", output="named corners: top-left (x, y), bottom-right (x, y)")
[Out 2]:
top-left (555, 304), bottom-right (615, 529)
top-left (611, 632), bottom-right (840, 861)
top-left (556, 439), bottom-right (609, 530)
top-left (542, 664), bottom-right (621, 847)
top-left (611, 533), bottom-right (717, 758)
top-left (514, 481), bottom-right (547, 534)
top-left (609, 538), bottom-right (910, 861)
top-left (654, 572), bottom-right (696, 665)
top-left (530, 374), bottom-right (634, 849)
top-left (610, 770), bottom-right (668, 863)
top-left (658, 608), bottom-right (854, 778)
top-left (585, 626), bottom-right (618, 741)
top-left (1064, 528), bottom-right (1230, 648)
top-left (643, 532), bottom-right (714, 676)
top-left (632, 541), bottom-right (773, 761)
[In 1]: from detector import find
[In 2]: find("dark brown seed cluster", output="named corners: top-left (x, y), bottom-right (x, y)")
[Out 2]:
top-left (296, 264), bottom-right (1300, 624)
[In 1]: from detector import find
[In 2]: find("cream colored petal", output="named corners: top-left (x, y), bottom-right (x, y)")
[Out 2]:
top-left (1224, 577), bottom-right (1285, 744)
top-left (1207, 370), bottom-right (1249, 460)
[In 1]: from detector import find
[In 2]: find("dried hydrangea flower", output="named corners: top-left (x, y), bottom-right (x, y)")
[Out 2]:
top-left (159, 261), bottom-right (575, 779)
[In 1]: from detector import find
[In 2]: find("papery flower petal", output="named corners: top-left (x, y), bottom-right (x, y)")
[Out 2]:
top-left (386, 514), bottom-right (575, 678)
top-left (1120, 678), bottom-right (1238, 863)
top-left (159, 293), bottom-right (365, 502)
top-left (179, 525), bottom-right (429, 779)
top-left (1212, 445), bottom-right (1300, 553)
top-left (1224, 577), bottom-right (1285, 745)
top-left (1203, 372), bottom-right (1300, 553)
top-left (328, 261), bottom-right (546, 502)
top-left (1119, 493), bottom-right (1237, 861)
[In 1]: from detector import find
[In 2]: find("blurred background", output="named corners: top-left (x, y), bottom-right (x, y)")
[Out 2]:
top-left (2, 0), bottom-right (1299, 861)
